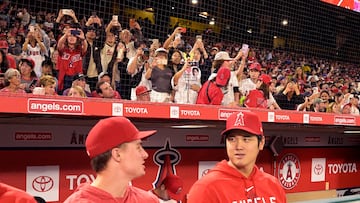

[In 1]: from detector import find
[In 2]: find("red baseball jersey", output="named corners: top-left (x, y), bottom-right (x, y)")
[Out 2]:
top-left (188, 160), bottom-right (287, 203)
top-left (64, 182), bottom-right (159, 203)
top-left (57, 47), bottom-right (84, 90)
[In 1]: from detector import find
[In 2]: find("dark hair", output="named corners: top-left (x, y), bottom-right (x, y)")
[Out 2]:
top-left (90, 149), bottom-right (112, 172)
top-left (0, 49), bottom-right (9, 73)
top-left (41, 59), bottom-right (53, 68)
top-left (224, 131), bottom-right (263, 146)
top-left (258, 82), bottom-right (270, 100)
top-left (90, 143), bottom-right (127, 172)
top-left (34, 196), bottom-right (46, 203)
top-left (319, 90), bottom-right (330, 97)
top-left (95, 81), bottom-right (106, 94)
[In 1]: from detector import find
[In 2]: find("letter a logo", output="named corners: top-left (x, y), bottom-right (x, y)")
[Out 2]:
top-left (234, 112), bottom-right (245, 126)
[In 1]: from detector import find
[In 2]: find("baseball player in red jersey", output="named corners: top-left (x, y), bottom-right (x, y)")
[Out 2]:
top-left (64, 117), bottom-right (159, 202)
top-left (187, 111), bottom-right (287, 203)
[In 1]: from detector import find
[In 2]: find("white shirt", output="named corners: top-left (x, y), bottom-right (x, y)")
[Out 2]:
top-left (239, 78), bottom-right (256, 96)
top-left (222, 71), bottom-right (239, 106)
top-left (172, 66), bottom-right (201, 104)
top-left (100, 43), bottom-right (116, 73)
top-left (127, 56), bottom-right (152, 100)
top-left (25, 44), bottom-right (45, 78)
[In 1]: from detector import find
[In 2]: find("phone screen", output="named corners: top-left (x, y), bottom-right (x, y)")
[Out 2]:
top-left (71, 29), bottom-right (80, 36)
top-left (242, 43), bottom-right (249, 55)
top-left (62, 9), bottom-right (72, 15)
top-left (30, 79), bottom-right (38, 87)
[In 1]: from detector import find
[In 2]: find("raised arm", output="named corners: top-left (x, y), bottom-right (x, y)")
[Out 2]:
top-left (163, 27), bottom-right (182, 50)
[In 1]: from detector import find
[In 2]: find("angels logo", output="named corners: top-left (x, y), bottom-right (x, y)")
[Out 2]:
top-left (153, 139), bottom-right (181, 188)
top-left (234, 112), bottom-right (245, 126)
top-left (278, 153), bottom-right (301, 190)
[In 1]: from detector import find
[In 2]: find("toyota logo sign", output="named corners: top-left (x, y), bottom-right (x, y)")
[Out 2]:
top-left (32, 176), bottom-right (54, 192)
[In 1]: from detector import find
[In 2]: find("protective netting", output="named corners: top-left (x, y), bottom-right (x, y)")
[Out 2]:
top-left (1, 0), bottom-right (360, 111)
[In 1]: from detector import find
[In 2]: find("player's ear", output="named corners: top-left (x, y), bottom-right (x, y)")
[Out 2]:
top-left (259, 136), bottom-right (265, 150)
top-left (111, 148), bottom-right (121, 162)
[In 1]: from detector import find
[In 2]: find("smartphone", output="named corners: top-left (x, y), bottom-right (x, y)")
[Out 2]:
top-left (142, 48), bottom-right (149, 57)
top-left (112, 15), bottom-right (118, 21)
top-left (91, 11), bottom-right (97, 17)
top-left (242, 43), bottom-right (249, 55)
top-left (62, 9), bottom-right (72, 15)
top-left (152, 39), bottom-right (159, 44)
top-left (175, 33), bottom-right (181, 40)
top-left (180, 27), bottom-right (187, 33)
top-left (29, 78), bottom-right (38, 87)
top-left (71, 29), bottom-right (80, 36)
top-left (312, 87), bottom-right (319, 93)
top-left (196, 35), bottom-right (202, 41)
top-left (30, 17), bottom-right (36, 25)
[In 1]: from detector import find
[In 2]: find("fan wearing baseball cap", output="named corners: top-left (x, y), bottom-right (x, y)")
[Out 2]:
top-left (244, 74), bottom-right (281, 109)
top-left (208, 50), bottom-right (247, 106)
top-left (239, 62), bottom-right (262, 102)
top-left (136, 85), bottom-right (151, 101)
top-left (64, 117), bottom-right (159, 202)
top-left (188, 112), bottom-right (286, 203)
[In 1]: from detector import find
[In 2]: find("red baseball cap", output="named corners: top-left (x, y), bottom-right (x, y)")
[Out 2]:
top-left (20, 57), bottom-right (35, 69)
top-left (215, 67), bottom-right (231, 87)
top-left (85, 117), bottom-right (156, 158)
top-left (136, 85), bottom-right (151, 96)
top-left (221, 111), bottom-right (263, 136)
top-left (0, 40), bottom-right (8, 49)
top-left (341, 85), bottom-right (348, 91)
top-left (249, 62), bottom-right (261, 71)
top-left (162, 174), bottom-right (183, 201)
top-left (259, 74), bottom-right (271, 85)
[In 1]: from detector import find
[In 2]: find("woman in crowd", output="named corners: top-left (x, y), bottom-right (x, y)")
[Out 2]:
top-left (57, 26), bottom-right (87, 94)
top-left (19, 57), bottom-right (38, 93)
top-left (172, 60), bottom-right (201, 104)
top-left (145, 48), bottom-right (173, 102)
top-left (38, 75), bottom-right (57, 95)
top-left (274, 78), bottom-right (305, 110)
top-left (22, 24), bottom-right (46, 78)
top-left (244, 74), bottom-right (281, 109)
top-left (67, 85), bottom-right (87, 97)
top-left (293, 66), bottom-right (307, 85)
top-left (0, 68), bottom-right (26, 93)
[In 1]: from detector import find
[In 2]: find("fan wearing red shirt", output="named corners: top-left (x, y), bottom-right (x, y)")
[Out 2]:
top-left (57, 26), bottom-right (87, 92)
top-left (196, 66), bottom-right (230, 105)
top-left (187, 112), bottom-right (286, 203)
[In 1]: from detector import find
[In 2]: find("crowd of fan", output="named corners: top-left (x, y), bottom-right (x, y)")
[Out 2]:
top-left (0, 4), bottom-right (359, 115)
